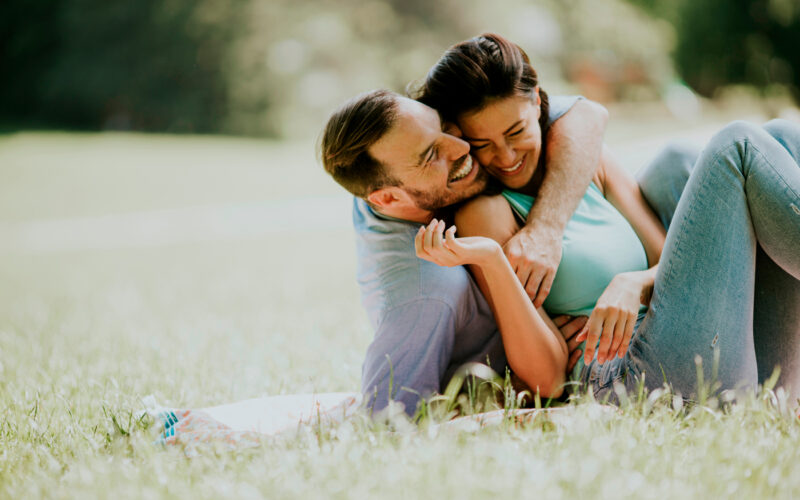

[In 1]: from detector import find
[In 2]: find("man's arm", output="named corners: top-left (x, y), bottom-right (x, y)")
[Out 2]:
top-left (361, 299), bottom-right (455, 417)
top-left (505, 99), bottom-right (608, 307)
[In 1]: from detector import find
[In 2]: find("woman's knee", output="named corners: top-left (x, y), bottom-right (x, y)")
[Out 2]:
top-left (713, 120), bottom-right (762, 146)
top-left (700, 121), bottom-right (767, 170)
top-left (763, 118), bottom-right (800, 139)
top-left (763, 119), bottom-right (800, 158)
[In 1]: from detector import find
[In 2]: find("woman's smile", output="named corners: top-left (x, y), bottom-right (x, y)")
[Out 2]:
top-left (493, 152), bottom-right (527, 176)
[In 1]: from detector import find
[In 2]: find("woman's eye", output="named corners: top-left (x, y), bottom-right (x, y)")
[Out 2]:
top-left (471, 143), bottom-right (488, 151)
top-left (509, 128), bottom-right (524, 137)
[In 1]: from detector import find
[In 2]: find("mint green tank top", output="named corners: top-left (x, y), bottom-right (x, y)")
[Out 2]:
top-left (501, 184), bottom-right (648, 380)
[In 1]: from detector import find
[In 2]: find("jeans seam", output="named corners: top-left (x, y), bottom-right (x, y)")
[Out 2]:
top-left (745, 137), bottom-right (800, 200)
top-left (660, 145), bottom-right (726, 289)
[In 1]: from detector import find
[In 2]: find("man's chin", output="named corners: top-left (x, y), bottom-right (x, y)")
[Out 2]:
top-left (459, 167), bottom-right (489, 198)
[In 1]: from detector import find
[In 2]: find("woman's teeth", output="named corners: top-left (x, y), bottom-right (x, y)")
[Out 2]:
top-left (448, 155), bottom-right (473, 182)
top-left (499, 157), bottom-right (524, 174)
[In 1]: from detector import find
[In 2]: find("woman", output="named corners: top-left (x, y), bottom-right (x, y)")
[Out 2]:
top-left (413, 33), bottom-right (800, 402)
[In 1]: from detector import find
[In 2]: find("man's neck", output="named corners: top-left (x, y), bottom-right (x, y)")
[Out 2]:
top-left (371, 204), bottom-right (433, 225)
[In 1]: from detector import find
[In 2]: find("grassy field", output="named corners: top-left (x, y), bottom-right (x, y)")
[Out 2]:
top-left (2, 118), bottom-right (800, 499)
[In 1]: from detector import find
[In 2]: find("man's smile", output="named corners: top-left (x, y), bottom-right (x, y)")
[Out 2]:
top-left (447, 154), bottom-right (475, 183)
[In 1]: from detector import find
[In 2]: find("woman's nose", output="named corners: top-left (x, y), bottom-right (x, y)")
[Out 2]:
top-left (495, 143), bottom-right (516, 167)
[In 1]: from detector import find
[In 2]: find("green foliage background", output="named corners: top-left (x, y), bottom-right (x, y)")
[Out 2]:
top-left (1, 0), bottom-right (797, 137)
top-left (630, 0), bottom-right (800, 101)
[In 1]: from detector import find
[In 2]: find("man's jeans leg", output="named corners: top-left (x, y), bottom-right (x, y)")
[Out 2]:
top-left (628, 120), bottom-right (800, 399)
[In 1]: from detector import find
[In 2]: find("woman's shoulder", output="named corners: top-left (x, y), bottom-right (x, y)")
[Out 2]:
top-left (455, 194), bottom-right (519, 240)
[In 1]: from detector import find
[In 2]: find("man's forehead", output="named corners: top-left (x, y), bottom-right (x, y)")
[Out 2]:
top-left (369, 98), bottom-right (439, 167)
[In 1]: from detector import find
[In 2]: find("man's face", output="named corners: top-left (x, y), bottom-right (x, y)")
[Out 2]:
top-left (368, 97), bottom-right (488, 212)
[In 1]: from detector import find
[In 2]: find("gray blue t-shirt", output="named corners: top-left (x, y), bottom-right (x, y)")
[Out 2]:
top-left (355, 95), bottom-right (582, 415)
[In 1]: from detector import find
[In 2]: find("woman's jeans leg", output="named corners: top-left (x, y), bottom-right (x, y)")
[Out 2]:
top-left (752, 120), bottom-right (800, 399)
top-left (637, 142), bottom-right (700, 231)
top-left (628, 120), bottom-right (800, 398)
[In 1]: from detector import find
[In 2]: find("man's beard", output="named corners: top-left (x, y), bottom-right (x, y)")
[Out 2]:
top-left (403, 166), bottom-right (489, 212)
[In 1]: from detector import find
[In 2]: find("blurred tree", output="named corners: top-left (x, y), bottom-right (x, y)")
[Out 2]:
top-left (627, 0), bottom-right (800, 102)
top-left (1, 0), bottom-right (242, 133)
top-left (1, 0), bottom-right (679, 137)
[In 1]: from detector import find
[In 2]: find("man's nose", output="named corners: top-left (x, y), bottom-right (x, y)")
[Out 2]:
top-left (446, 134), bottom-right (470, 159)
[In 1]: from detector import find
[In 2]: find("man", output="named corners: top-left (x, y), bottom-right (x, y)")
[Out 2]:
top-left (320, 89), bottom-right (607, 415)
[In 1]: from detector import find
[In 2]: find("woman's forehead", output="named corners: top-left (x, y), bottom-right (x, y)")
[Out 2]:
top-left (459, 95), bottom-right (533, 138)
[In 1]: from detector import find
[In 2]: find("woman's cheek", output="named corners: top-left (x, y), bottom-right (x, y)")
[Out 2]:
top-left (475, 150), bottom-right (493, 169)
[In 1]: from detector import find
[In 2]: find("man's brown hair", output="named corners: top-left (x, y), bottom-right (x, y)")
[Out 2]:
top-left (320, 89), bottom-right (401, 199)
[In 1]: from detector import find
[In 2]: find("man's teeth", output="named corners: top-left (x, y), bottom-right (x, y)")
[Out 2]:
top-left (448, 155), bottom-right (473, 182)
top-left (500, 158), bottom-right (524, 173)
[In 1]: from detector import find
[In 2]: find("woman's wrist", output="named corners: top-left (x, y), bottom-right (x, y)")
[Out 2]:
top-left (474, 241), bottom-right (505, 269)
top-left (618, 270), bottom-right (654, 305)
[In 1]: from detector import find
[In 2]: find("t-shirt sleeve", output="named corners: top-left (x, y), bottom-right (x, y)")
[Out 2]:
top-left (361, 298), bottom-right (456, 416)
top-left (546, 95), bottom-right (584, 125)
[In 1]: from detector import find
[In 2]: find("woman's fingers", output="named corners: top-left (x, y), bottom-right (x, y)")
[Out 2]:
top-left (444, 225), bottom-right (460, 253)
top-left (596, 309), bottom-right (619, 364)
top-left (416, 219), bottom-right (464, 266)
top-left (618, 314), bottom-right (636, 359)
top-left (607, 313), bottom-right (628, 360)
top-left (414, 226), bottom-right (427, 257)
top-left (422, 218), bottom-right (438, 251)
top-left (581, 313), bottom-right (604, 365)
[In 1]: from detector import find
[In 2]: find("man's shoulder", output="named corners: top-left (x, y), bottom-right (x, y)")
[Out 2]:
top-left (351, 198), bottom-right (476, 314)
top-left (547, 95), bottom-right (584, 125)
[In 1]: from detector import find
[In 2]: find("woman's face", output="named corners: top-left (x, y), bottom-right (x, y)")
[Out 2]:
top-left (457, 92), bottom-right (542, 190)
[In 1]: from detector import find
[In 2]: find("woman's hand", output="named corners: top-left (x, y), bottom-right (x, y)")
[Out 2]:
top-left (577, 272), bottom-right (646, 365)
top-left (415, 218), bottom-right (502, 268)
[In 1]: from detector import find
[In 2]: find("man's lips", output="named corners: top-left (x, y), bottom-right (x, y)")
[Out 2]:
top-left (448, 154), bottom-right (474, 182)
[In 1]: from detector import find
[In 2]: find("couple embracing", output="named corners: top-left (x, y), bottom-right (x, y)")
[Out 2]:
top-left (321, 34), bottom-right (800, 416)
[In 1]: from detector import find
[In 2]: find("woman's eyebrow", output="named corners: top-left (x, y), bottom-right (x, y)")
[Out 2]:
top-left (463, 119), bottom-right (524, 141)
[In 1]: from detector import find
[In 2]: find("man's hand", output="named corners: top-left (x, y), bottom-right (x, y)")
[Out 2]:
top-left (552, 314), bottom-right (588, 373)
top-left (503, 225), bottom-right (562, 308)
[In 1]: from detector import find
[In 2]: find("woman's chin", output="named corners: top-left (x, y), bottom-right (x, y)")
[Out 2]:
top-left (494, 173), bottom-right (531, 190)
top-left (490, 165), bottom-right (535, 191)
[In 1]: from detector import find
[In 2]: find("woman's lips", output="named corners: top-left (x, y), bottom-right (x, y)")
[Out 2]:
top-left (494, 153), bottom-right (526, 176)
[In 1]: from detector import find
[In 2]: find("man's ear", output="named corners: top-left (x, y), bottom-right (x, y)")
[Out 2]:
top-left (367, 187), bottom-right (407, 210)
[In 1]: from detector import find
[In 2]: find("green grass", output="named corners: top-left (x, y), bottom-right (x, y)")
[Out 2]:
top-left (1, 130), bottom-right (799, 499)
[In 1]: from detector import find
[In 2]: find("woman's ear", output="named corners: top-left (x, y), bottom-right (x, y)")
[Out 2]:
top-left (533, 86), bottom-right (541, 106)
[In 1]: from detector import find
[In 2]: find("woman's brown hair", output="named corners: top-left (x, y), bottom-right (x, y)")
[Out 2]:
top-left (413, 33), bottom-right (550, 135)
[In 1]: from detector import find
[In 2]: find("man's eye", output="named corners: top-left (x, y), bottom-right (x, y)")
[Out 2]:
top-left (471, 143), bottom-right (487, 151)
top-left (427, 147), bottom-right (439, 165)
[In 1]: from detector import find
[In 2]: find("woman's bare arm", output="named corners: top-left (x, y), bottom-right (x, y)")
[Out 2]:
top-left (450, 196), bottom-right (569, 397)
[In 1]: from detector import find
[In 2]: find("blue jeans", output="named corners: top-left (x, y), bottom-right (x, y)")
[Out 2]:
top-left (586, 120), bottom-right (800, 401)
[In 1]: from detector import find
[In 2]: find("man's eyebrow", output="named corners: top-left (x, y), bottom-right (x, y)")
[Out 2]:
top-left (463, 119), bottom-right (524, 142)
top-left (416, 141), bottom-right (435, 166)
